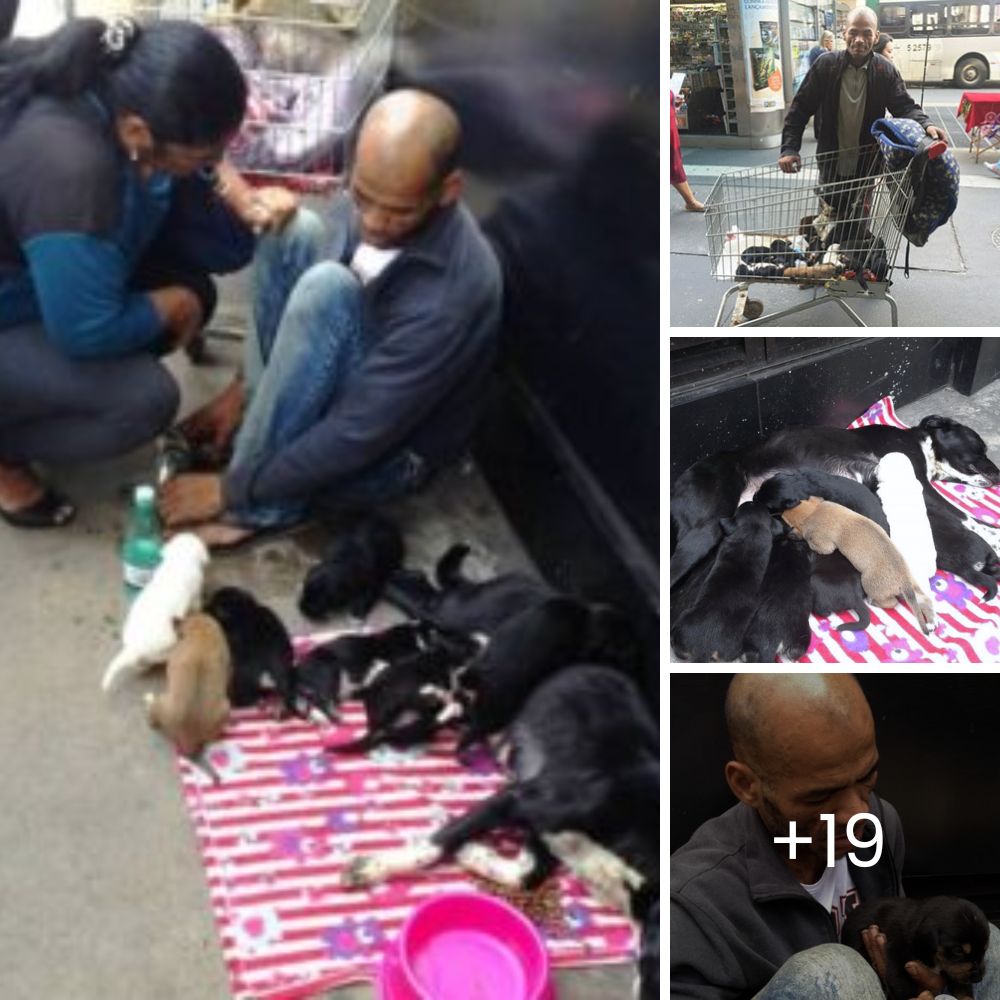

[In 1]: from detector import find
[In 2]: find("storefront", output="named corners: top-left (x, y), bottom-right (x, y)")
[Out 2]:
top-left (670, 0), bottom-right (852, 147)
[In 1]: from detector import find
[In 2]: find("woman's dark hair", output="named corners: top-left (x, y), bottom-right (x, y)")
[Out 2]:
top-left (0, 18), bottom-right (246, 144)
top-left (873, 33), bottom-right (893, 54)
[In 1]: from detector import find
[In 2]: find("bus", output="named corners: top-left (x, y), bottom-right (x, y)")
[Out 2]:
top-left (875, 0), bottom-right (1000, 86)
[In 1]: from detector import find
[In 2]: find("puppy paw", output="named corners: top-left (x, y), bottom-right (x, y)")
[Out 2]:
top-left (341, 855), bottom-right (384, 888)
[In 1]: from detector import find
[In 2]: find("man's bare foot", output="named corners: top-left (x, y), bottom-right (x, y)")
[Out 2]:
top-left (0, 463), bottom-right (44, 513)
top-left (189, 521), bottom-right (256, 550)
top-left (178, 378), bottom-right (245, 459)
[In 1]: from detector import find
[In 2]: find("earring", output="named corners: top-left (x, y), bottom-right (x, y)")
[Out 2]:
top-left (129, 147), bottom-right (139, 162)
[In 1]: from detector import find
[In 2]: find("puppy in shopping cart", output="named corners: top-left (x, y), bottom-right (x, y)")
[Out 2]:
top-left (777, 8), bottom-right (947, 187)
top-left (160, 89), bottom-right (503, 549)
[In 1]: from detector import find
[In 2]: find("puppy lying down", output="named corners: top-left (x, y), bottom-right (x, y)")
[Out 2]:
top-left (842, 896), bottom-right (990, 1000)
top-left (782, 497), bottom-right (934, 634)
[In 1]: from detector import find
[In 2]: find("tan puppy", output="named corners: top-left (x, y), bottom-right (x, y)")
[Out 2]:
top-left (145, 613), bottom-right (232, 763)
top-left (782, 496), bottom-right (934, 634)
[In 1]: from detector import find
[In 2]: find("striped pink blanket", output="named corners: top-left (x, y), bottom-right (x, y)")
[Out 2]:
top-left (796, 396), bottom-right (1000, 664)
top-left (179, 633), bottom-right (636, 1000)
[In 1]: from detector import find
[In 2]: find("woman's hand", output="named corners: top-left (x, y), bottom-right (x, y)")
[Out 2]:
top-left (147, 286), bottom-right (204, 351)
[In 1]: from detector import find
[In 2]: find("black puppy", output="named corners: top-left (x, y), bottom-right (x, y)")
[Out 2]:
top-left (292, 622), bottom-right (434, 721)
top-left (754, 470), bottom-right (890, 534)
top-left (456, 596), bottom-right (639, 751)
top-left (299, 515), bottom-right (404, 620)
top-left (672, 500), bottom-right (782, 662)
top-left (326, 634), bottom-right (477, 753)
top-left (342, 665), bottom-right (658, 926)
top-left (842, 896), bottom-right (990, 1000)
top-left (742, 532), bottom-right (813, 662)
top-left (928, 504), bottom-right (1000, 601)
top-left (205, 587), bottom-right (295, 711)
top-left (811, 551), bottom-right (871, 631)
top-left (385, 543), bottom-right (554, 634)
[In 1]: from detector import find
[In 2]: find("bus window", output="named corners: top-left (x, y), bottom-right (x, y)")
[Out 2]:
top-left (912, 5), bottom-right (943, 31)
top-left (947, 3), bottom-right (992, 32)
top-left (879, 3), bottom-right (909, 31)
top-left (994, 2), bottom-right (1000, 31)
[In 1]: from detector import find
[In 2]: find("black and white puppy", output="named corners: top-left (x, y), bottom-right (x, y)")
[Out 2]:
top-left (292, 622), bottom-right (435, 722)
top-left (341, 664), bottom-right (659, 927)
top-left (325, 634), bottom-right (478, 753)
top-left (928, 504), bottom-right (1000, 601)
top-left (205, 587), bottom-right (295, 711)
top-left (385, 543), bottom-right (554, 635)
top-left (742, 532), bottom-right (814, 662)
top-left (842, 896), bottom-right (990, 1000)
top-left (672, 500), bottom-right (782, 662)
top-left (754, 469), bottom-right (890, 533)
top-left (298, 514), bottom-right (404, 620)
top-left (810, 551), bottom-right (871, 631)
top-left (456, 596), bottom-right (639, 750)
top-left (671, 414), bottom-right (1000, 588)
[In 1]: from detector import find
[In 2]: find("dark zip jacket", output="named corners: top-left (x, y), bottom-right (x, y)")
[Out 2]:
top-left (670, 794), bottom-right (904, 1000)
top-left (780, 50), bottom-right (931, 158)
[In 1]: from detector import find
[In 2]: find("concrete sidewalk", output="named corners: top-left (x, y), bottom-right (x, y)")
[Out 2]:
top-left (670, 96), bottom-right (1000, 327)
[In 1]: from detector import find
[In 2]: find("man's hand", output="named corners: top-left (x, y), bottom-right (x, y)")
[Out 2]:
top-left (778, 154), bottom-right (802, 173)
top-left (925, 124), bottom-right (949, 144)
top-left (148, 286), bottom-right (204, 351)
top-left (242, 186), bottom-right (299, 233)
top-left (861, 924), bottom-right (947, 1000)
top-left (159, 473), bottom-right (224, 527)
top-left (177, 378), bottom-right (245, 464)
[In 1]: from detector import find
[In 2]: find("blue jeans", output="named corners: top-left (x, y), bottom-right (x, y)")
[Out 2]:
top-left (753, 925), bottom-right (1000, 1000)
top-left (228, 209), bottom-right (428, 527)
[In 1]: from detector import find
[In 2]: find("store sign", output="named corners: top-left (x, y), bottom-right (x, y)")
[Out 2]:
top-left (741, 0), bottom-right (785, 111)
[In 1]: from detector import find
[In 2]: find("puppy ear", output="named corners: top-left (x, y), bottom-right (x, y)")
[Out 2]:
top-left (770, 517), bottom-right (784, 537)
top-left (719, 517), bottom-right (736, 536)
top-left (782, 498), bottom-right (801, 510)
top-left (919, 415), bottom-right (949, 431)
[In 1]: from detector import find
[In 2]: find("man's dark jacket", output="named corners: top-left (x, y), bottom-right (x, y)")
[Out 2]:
top-left (781, 50), bottom-right (930, 159)
top-left (670, 794), bottom-right (904, 1000)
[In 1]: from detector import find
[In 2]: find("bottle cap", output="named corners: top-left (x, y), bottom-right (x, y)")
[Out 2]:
top-left (134, 484), bottom-right (156, 505)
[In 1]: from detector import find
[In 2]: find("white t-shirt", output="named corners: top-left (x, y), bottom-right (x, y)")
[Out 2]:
top-left (349, 242), bottom-right (401, 284)
top-left (800, 856), bottom-right (860, 938)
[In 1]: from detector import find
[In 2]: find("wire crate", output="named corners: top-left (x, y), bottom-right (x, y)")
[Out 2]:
top-left (71, 0), bottom-right (399, 188)
top-left (704, 145), bottom-right (920, 327)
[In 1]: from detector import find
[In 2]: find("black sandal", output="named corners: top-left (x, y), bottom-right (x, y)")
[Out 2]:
top-left (0, 488), bottom-right (76, 528)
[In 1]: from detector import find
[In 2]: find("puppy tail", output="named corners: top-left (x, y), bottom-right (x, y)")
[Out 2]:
top-left (101, 648), bottom-right (141, 693)
top-left (435, 543), bottom-right (472, 588)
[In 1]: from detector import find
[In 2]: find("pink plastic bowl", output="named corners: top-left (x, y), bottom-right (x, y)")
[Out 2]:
top-left (378, 892), bottom-right (554, 1000)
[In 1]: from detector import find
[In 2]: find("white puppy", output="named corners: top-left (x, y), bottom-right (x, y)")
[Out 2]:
top-left (102, 533), bottom-right (210, 692)
top-left (876, 452), bottom-right (938, 613)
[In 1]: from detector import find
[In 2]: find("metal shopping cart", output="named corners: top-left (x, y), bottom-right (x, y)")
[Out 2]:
top-left (705, 144), bottom-right (925, 327)
top-left (68, 0), bottom-right (399, 189)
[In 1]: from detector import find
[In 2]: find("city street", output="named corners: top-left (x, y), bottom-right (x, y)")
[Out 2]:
top-left (670, 84), bottom-right (1000, 327)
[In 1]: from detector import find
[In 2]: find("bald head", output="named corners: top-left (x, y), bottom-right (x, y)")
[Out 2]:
top-left (357, 89), bottom-right (461, 189)
top-left (726, 673), bottom-right (874, 778)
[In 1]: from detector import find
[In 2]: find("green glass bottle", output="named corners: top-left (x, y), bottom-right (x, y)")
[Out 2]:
top-left (122, 484), bottom-right (163, 593)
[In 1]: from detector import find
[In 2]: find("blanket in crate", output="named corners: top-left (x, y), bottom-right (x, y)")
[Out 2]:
top-left (794, 396), bottom-right (1000, 664)
top-left (178, 632), bottom-right (636, 1000)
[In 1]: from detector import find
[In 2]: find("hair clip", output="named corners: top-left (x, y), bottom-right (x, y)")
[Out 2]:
top-left (101, 16), bottom-right (140, 62)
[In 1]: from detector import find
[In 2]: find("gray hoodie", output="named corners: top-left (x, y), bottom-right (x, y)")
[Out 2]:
top-left (671, 794), bottom-right (904, 999)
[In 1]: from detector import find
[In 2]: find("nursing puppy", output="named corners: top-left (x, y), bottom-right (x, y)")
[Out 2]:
top-left (145, 612), bottom-right (231, 761)
top-left (842, 896), bottom-right (990, 1000)
top-left (102, 533), bottom-right (210, 692)
top-left (877, 451), bottom-right (938, 591)
top-left (456, 596), bottom-right (638, 750)
top-left (671, 500), bottom-right (782, 662)
top-left (292, 622), bottom-right (437, 721)
top-left (385, 543), bottom-right (554, 635)
top-left (928, 504), bottom-right (1000, 601)
top-left (755, 469), bottom-right (889, 533)
top-left (298, 514), bottom-right (404, 620)
top-left (205, 587), bottom-right (295, 711)
top-left (782, 498), bottom-right (933, 634)
top-left (742, 533), bottom-right (813, 662)
top-left (811, 552), bottom-right (871, 631)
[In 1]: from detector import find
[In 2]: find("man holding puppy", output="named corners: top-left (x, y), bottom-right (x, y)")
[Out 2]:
top-left (778, 7), bottom-right (947, 176)
top-left (670, 674), bottom-right (1000, 999)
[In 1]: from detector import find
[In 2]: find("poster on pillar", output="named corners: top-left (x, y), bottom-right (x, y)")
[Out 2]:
top-left (742, 0), bottom-right (785, 111)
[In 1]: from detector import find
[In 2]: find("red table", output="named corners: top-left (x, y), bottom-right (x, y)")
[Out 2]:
top-left (956, 91), bottom-right (1000, 160)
